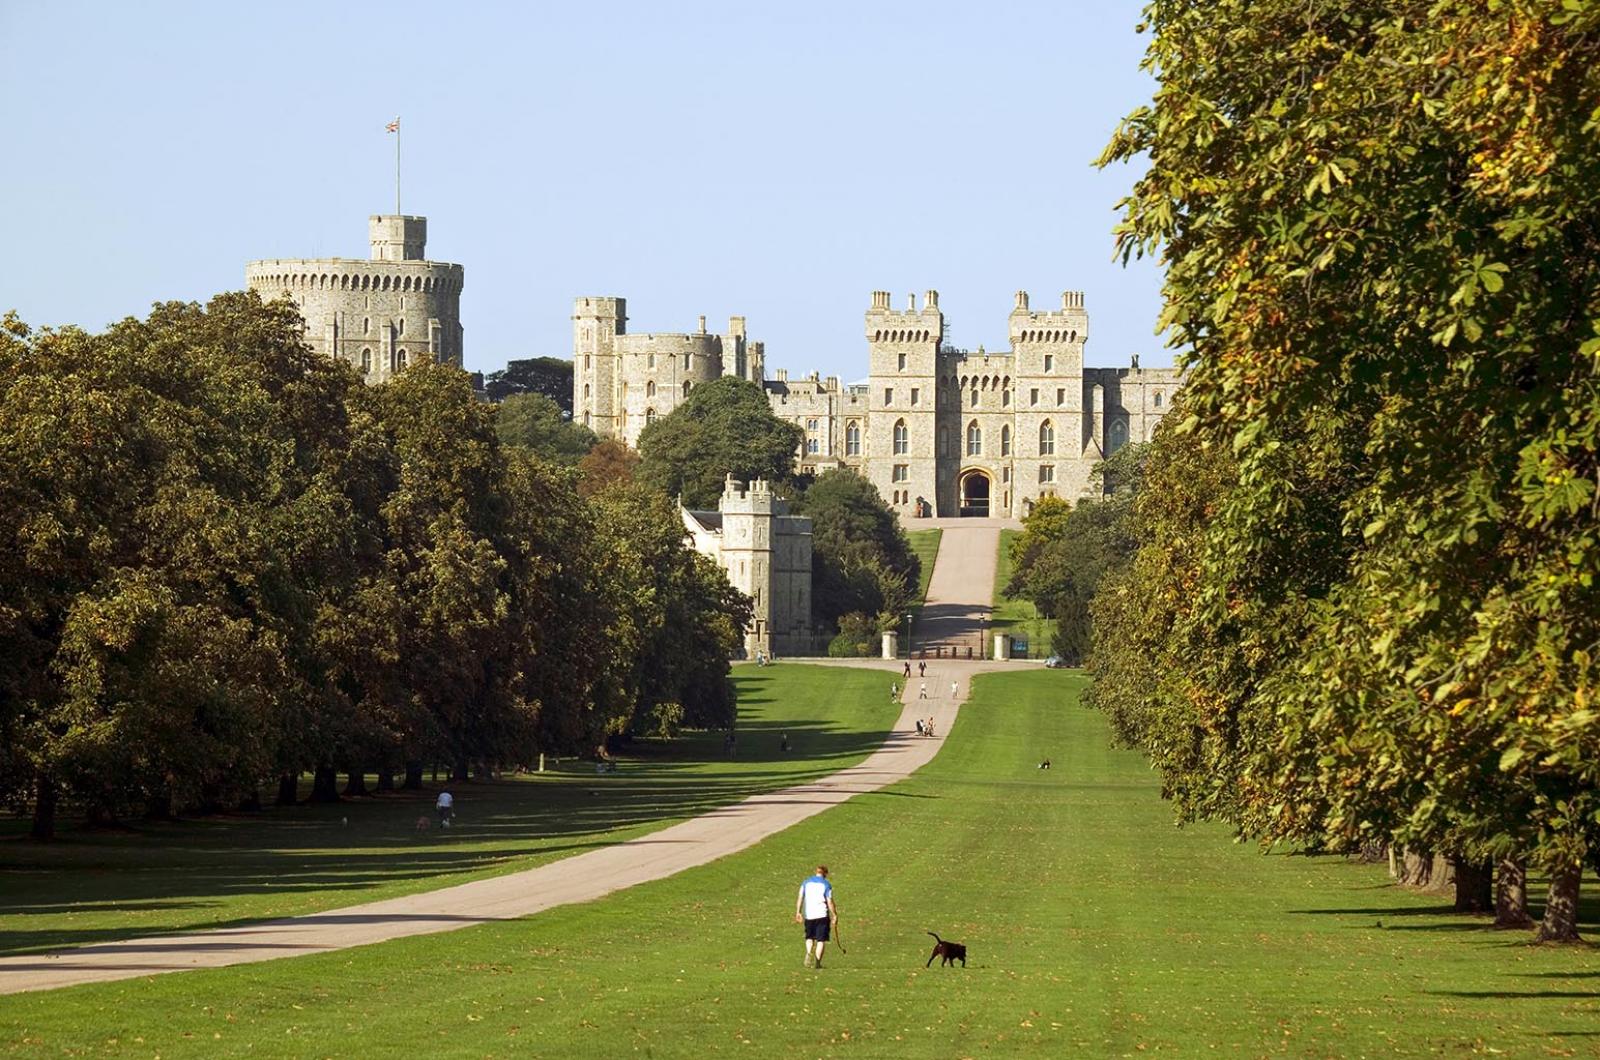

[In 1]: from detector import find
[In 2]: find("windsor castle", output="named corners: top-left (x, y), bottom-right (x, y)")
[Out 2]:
top-left (575, 289), bottom-right (1182, 518)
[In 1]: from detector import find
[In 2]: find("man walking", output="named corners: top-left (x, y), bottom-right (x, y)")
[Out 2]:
top-left (794, 864), bottom-right (837, 968)
top-left (950, 679), bottom-right (959, 700)
top-left (435, 788), bottom-right (454, 828)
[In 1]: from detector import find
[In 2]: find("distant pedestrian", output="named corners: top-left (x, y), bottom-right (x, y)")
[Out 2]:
top-left (950, 680), bottom-right (959, 699)
top-left (918, 682), bottom-right (927, 700)
top-left (780, 731), bottom-right (790, 753)
top-left (890, 682), bottom-right (899, 701)
top-left (915, 718), bottom-right (925, 736)
top-left (918, 661), bottom-right (926, 677)
top-left (903, 661), bottom-right (911, 678)
top-left (435, 789), bottom-right (454, 828)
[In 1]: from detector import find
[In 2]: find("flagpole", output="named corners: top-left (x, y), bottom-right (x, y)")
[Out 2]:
top-left (394, 118), bottom-right (401, 215)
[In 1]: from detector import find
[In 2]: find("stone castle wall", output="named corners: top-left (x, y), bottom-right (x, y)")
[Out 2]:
top-left (246, 215), bottom-right (463, 383)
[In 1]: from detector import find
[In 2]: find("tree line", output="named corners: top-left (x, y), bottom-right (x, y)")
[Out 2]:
top-left (0, 294), bottom-right (749, 838)
top-left (1068, 0), bottom-right (1599, 941)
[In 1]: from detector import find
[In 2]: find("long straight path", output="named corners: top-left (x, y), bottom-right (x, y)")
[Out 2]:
top-left (914, 520), bottom-right (1004, 651)
top-left (0, 522), bottom-right (1015, 996)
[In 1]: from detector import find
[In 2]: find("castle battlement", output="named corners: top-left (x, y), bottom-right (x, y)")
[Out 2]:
top-left (865, 290), bottom-right (944, 343)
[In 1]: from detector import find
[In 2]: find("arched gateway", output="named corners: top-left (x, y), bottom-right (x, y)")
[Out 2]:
top-left (959, 469), bottom-right (991, 517)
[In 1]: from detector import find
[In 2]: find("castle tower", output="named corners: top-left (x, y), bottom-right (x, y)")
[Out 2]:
top-left (718, 475), bottom-right (777, 656)
top-left (864, 290), bottom-right (944, 517)
top-left (572, 297), bottom-right (626, 437)
top-left (1009, 290), bottom-right (1088, 505)
top-left (246, 215), bottom-right (464, 384)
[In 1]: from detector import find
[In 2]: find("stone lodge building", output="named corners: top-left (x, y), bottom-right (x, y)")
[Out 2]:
top-left (579, 290), bottom-right (1183, 517)
top-left (681, 477), bottom-right (814, 657)
top-left (246, 215), bottom-right (464, 383)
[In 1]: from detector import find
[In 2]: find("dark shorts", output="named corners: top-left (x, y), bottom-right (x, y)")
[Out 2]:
top-left (804, 917), bottom-right (831, 942)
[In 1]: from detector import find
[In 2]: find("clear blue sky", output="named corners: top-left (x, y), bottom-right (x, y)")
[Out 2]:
top-left (0, 0), bottom-right (1165, 379)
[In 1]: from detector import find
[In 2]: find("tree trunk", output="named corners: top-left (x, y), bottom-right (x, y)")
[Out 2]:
top-left (1398, 848), bottom-right (1436, 887)
top-left (144, 790), bottom-right (173, 821)
top-left (30, 772), bottom-right (57, 840)
top-left (375, 769), bottom-right (394, 792)
top-left (451, 758), bottom-right (469, 783)
top-left (1537, 862), bottom-right (1584, 942)
top-left (403, 761), bottom-right (424, 790)
top-left (309, 765), bottom-right (340, 803)
top-left (1451, 856), bottom-right (1493, 913)
top-left (342, 769), bottom-right (368, 798)
top-left (1494, 857), bottom-right (1533, 928)
top-left (275, 772), bottom-right (299, 806)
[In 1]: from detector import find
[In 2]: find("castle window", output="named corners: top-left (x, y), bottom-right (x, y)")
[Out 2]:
top-left (884, 387), bottom-right (894, 406)
top-left (584, 412), bottom-right (592, 427)
top-left (1110, 420), bottom-right (1128, 453)
top-left (893, 464), bottom-right (908, 483)
top-left (1057, 388), bottom-right (1065, 406)
top-left (1030, 388), bottom-right (1039, 407)
top-left (646, 380), bottom-right (656, 398)
top-left (683, 382), bottom-right (691, 398)
top-left (893, 419), bottom-right (908, 455)
top-left (1039, 464), bottom-right (1056, 484)
top-left (584, 383), bottom-right (592, 401)
top-left (398, 349), bottom-right (408, 369)
top-left (361, 348), bottom-right (371, 374)
top-left (898, 353), bottom-right (907, 371)
top-left (807, 418), bottom-right (818, 431)
top-left (966, 421), bottom-right (982, 456)
top-left (1044, 353), bottom-right (1054, 373)
top-left (910, 387), bottom-right (919, 406)
top-left (1002, 388), bottom-right (1011, 407)
top-left (647, 352), bottom-right (655, 369)
top-left (398, 319), bottom-right (405, 335)
top-left (1002, 466), bottom-right (1011, 483)
top-left (1001, 424), bottom-right (1012, 456)
top-left (646, 408), bottom-right (656, 426)
top-left (970, 388), bottom-right (979, 408)
top-left (939, 427), bottom-right (949, 456)
top-left (807, 437), bottom-right (819, 454)
top-left (846, 421), bottom-right (861, 456)
top-left (683, 353), bottom-right (690, 369)
top-left (585, 354), bottom-right (591, 369)
top-left (1039, 420), bottom-right (1055, 455)
top-left (363, 317), bottom-right (370, 334)
top-left (1154, 391), bottom-right (1163, 408)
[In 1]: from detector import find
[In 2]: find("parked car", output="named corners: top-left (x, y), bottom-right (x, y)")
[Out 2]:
top-left (1043, 655), bottom-right (1067, 669)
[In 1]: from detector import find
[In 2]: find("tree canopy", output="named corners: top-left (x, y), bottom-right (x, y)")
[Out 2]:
top-left (495, 391), bottom-right (598, 465)
top-left (635, 377), bottom-right (804, 508)
top-left (0, 295), bottom-right (749, 837)
top-left (1092, 0), bottom-right (1600, 939)
top-left (792, 468), bottom-right (921, 640)
top-left (482, 356), bottom-right (575, 412)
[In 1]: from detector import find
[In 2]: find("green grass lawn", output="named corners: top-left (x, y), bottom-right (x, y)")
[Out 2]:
top-left (8, 669), bottom-right (1596, 1057)
top-left (0, 665), bottom-right (897, 959)
top-left (990, 528), bottom-right (1056, 657)
top-left (906, 528), bottom-right (941, 612)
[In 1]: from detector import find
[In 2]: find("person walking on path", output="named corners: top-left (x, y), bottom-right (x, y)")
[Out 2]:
top-left (435, 788), bottom-right (454, 828)
top-left (903, 660), bottom-right (911, 678)
top-left (918, 682), bottom-right (928, 699)
top-left (919, 660), bottom-right (926, 678)
top-left (794, 865), bottom-right (838, 968)
top-left (950, 680), bottom-right (959, 700)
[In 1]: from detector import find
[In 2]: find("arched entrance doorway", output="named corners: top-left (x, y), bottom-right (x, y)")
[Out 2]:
top-left (959, 469), bottom-right (991, 517)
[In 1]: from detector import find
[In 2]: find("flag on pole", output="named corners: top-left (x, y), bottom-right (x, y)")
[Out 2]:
top-left (386, 117), bottom-right (400, 133)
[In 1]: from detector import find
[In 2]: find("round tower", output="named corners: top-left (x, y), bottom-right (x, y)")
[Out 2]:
top-left (246, 215), bottom-right (464, 384)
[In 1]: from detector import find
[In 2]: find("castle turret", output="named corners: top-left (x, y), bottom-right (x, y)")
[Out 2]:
top-left (864, 290), bottom-right (944, 517)
top-left (246, 214), bottom-right (464, 383)
top-left (573, 296), bottom-right (627, 436)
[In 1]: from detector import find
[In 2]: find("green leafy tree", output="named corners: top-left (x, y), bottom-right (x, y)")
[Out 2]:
top-left (495, 392), bottom-right (598, 465)
top-left (793, 468), bottom-right (920, 633)
top-left (636, 377), bottom-right (803, 507)
top-left (483, 356), bottom-right (575, 411)
top-left (1100, 0), bottom-right (1600, 938)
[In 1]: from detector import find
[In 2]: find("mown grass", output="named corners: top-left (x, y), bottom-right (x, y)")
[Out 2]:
top-left (906, 528), bottom-right (941, 612)
top-left (0, 665), bottom-right (897, 959)
top-left (990, 528), bottom-right (1056, 656)
top-left (8, 669), bottom-right (1596, 1057)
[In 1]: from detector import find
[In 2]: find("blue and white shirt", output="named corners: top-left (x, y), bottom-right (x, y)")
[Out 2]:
top-left (798, 874), bottom-right (832, 920)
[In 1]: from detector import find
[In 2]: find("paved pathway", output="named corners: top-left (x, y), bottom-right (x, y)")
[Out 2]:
top-left (0, 525), bottom-right (1023, 995)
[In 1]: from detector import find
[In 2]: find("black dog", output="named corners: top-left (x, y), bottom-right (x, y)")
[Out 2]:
top-left (1038, 759), bottom-right (1051, 770)
top-left (925, 931), bottom-right (967, 968)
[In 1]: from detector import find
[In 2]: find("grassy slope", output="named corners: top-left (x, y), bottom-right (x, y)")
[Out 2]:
top-left (990, 528), bottom-right (1056, 655)
top-left (8, 670), bottom-right (1597, 1057)
top-left (0, 665), bottom-right (897, 958)
top-left (906, 528), bottom-right (941, 611)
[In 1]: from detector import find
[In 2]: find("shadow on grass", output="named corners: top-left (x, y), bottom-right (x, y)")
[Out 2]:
top-left (1, 672), bottom-right (896, 958)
